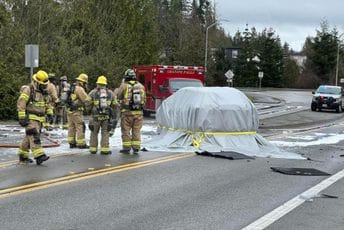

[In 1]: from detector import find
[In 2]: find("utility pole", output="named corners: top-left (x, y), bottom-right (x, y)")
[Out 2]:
top-left (204, 22), bottom-right (217, 75)
top-left (336, 33), bottom-right (344, 86)
top-left (336, 44), bottom-right (340, 86)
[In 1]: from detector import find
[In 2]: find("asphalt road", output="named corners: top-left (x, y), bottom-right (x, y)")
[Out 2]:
top-left (1, 89), bottom-right (344, 230)
top-left (1, 139), bottom-right (343, 230)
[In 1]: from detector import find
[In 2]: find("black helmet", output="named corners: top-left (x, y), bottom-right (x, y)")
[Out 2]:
top-left (124, 69), bottom-right (136, 80)
top-left (60, 75), bottom-right (68, 81)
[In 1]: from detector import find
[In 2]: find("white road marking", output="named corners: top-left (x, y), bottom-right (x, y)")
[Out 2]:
top-left (242, 168), bottom-right (344, 230)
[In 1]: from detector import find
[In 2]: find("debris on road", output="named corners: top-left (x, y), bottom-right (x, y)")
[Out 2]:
top-left (270, 167), bottom-right (331, 176)
top-left (195, 151), bottom-right (255, 160)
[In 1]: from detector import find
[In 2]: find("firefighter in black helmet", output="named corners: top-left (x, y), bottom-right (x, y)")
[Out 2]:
top-left (55, 75), bottom-right (70, 129)
top-left (117, 69), bottom-right (145, 154)
top-left (43, 73), bottom-right (59, 130)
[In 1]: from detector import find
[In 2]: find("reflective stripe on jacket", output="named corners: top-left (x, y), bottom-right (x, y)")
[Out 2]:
top-left (17, 85), bottom-right (53, 121)
top-left (117, 80), bottom-right (145, 113)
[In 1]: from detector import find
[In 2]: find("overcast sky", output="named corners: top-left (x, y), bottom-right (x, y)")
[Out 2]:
top-left (215, 0), bottom-right (344, 51)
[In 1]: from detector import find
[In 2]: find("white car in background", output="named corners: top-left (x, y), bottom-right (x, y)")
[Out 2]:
top-left (311, 85), bottom-right (344, 112)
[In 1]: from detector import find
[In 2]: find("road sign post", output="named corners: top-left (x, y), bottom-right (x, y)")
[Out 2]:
top-left (25, 44), bottom-right (39, 80)
top-left (225, 69), bottom-right (234, 87)
top-left (258, 71), bottom-right (264, 90)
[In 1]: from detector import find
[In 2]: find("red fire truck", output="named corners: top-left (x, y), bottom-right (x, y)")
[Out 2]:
top-left (133, 65), bottom-right (205, 116)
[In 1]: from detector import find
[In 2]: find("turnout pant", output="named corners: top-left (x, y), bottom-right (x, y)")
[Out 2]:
top-left (121, 112), bottom-right (143, 151)
top-left (89, 117), bottom-right (110, 153)
top-left (67, 110), bottom-right (86, 146)
top-left (17, 120), bottom-right (45, 158)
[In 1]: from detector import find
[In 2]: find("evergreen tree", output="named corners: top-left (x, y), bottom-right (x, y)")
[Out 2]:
top-left (0, 0), bottom-right (336, 120)
top-left (256, 28), bottom-right (284, 87)
top-left (304, 20), bottom-right (338, 84)
top-left (233, 26), bottom-right (260, 87)
top-left (0, 1), bottom-right (27, 120)
top-left (282, 43), bottom-right (300, 88)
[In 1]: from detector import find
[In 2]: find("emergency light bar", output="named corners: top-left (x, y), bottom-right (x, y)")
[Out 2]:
top-left (158, 65), bottom-right (204, 70)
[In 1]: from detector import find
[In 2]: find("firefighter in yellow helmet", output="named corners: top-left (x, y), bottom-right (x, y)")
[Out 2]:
top-left (66, 73), bottom-right (92, 148)
top-left (117, 69), bottom-right (145, 154)
top-left (17, 70), bottom-right (52, 164)
top-left (87, 75), bottom-right (117, 154)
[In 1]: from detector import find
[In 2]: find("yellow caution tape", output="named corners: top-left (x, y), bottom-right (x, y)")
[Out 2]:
top-left (158, 124), bottom-right (256, 148)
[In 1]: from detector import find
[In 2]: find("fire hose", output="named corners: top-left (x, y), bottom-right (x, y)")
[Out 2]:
top-left (0, 131), bottom-right (61, 148)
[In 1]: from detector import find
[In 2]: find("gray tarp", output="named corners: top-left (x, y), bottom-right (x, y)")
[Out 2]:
top-left (143, 87), bottom-right (304, 159)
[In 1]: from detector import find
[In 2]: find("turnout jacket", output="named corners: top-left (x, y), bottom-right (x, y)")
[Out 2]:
top-left (17, 84), bottom-right (54, 123)
top-left (68, 84), bottom-right (91, 111)
top-left (88, 86), bottom-right (116, 117)
top-left (47, 82), bottom-right (59, 105)
top-left (117, 80), bottom-right (145, 114)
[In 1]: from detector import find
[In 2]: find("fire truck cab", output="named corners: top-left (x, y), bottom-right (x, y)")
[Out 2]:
top-left (134, 65), bottom-right (205, 116)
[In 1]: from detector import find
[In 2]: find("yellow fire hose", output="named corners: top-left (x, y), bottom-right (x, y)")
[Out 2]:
top-left (0, 131), bottom-right (61, 148)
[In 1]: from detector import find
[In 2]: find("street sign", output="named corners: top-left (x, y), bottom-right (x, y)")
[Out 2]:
top-left (258, 71), bottom-right (264, 79)
top-left (25, 44), bottom-right (39, 79)
top-left (340, 78), bottom-right (344, 83)
top-left (225, 69), bottom-right (234, 79)
top-left (25, 44), bottom-right (39, 67)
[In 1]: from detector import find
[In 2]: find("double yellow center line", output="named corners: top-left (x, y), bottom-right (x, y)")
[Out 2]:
top-left (0, 153), bottom-right (195, 199)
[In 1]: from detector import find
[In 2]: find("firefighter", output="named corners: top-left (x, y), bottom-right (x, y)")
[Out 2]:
top-left (117, 69), bottom-right (145, 154)
top-left (88, 76), bottom-right (117, 154)
top-left (112, 87), bottom-right (121, 126)
top-left (44, 73), bottom-right (59, 130)
top-left (66, 73), bottom-right (91, 149)
top-left (17, 70), bottom-right (52, 165)
top-left (55, 75), bottom-right (70, 129)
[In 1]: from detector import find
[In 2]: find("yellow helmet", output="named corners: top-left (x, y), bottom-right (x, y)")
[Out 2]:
top-left (76, 73), bottom-right (88, 83)
top-left (33, 70), bottom-right (49, 85)
top-left (96, 75), bottom-right (107, 85)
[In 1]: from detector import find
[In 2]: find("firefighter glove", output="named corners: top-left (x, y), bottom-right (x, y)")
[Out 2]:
top-left (112, 119), bottom-right (118, 129)
top-left (109, 129), bottom-right (114, 137)
top-left (107, 124), bottom-right (112, 132)
top-left (47, 114), bottom-right (54, 124)
top-left (19, 117), bottom-right (29, 127)
top-left (83, 122), bottom-right (86, 133)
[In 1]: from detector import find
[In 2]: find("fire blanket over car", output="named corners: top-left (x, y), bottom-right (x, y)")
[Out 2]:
top-left (143, 87), bottom-right (304, 159)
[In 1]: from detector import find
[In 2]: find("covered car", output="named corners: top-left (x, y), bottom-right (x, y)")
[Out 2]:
top-left (143, 87), bottom-right (303, 159)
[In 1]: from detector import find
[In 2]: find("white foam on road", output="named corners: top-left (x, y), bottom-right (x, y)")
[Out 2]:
top-left (0, 124), bottom-right (157, 157)
top-left (271, 133), bottom-right (344, 147)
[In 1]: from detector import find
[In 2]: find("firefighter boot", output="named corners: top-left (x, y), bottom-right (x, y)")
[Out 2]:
top-left (100, 151), bottom-right (112, 155)
top-left (120, 149), bottom-right (130, 154)
top-left (19, 155), bottom-right (34, 164)
top-left (89, 147), bottom-right (97, 154)
top-left (77, 144), bottom-right (89, 149)
top-left (69, 143), bottom-right (77, 148)
top-left (133, 149), bottom-right (140, 154)
top-left (35, 154), bottom-right (50, 165)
